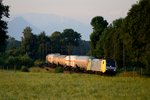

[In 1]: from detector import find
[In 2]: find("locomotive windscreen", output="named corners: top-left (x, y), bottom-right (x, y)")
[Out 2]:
top-left (106, 60), bottom-right (115, 67)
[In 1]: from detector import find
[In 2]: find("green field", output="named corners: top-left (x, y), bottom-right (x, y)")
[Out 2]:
top-left (0, 70), bottom-right (150, 100)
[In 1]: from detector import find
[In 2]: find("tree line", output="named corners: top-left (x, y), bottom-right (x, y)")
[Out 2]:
top-left (0, 27), bottom-right (83, 69)
top-left (21, 27), bottom-right (81, 60)
top-left (90, 0), bottom-right (150, 72)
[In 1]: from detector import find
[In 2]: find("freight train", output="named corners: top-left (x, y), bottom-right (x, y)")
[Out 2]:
top-left (46, 54), bottom-right (116, 73)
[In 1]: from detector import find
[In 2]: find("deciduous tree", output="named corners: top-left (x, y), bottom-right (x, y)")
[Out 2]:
top-left (90, 16), bottom-right (108, 56)
top-left (61, 29), bottom-right (81, 54)
top-left (21, 27), bottom-right (38, 59)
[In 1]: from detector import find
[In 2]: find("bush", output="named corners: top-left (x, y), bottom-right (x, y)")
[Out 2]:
top-left (19, 55), bottom-right (33, 67)
top-left (116, 71), bottom-right (140, 77)
top-left (55, 66), bottom-right (64, 73)
top-left (7, 56), bottom-right (20, 70)
top-left (21, 66), bottom-right (29, 72)
top-left (29, 67), bottom-right (48, 72)
top-left (34, 60), bottom-right (43, 67)
top-left (6, 55), bottom-right (33, 69)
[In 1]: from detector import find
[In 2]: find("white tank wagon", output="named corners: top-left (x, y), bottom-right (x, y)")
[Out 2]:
top-left (72, 56), bottom-right (91, 69)
top-left (46, 54), bottom-right (60, 64)
top-left (65, 56), bottom-right (77, 67)
top-left (65, 56), bottom-right (94, 69)
top-left (54, 55), bottom-right (66, 66)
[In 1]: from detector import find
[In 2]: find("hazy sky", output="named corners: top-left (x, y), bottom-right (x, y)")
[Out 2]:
top-left (4, 0), bottom-right (137, 24)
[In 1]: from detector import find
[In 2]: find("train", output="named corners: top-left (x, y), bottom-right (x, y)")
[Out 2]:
top-left (45, 53), bottom-right (116, 73)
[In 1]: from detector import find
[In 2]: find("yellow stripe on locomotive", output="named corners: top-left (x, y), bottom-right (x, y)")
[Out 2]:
top-left (100, 59), bottom-right (106, 73)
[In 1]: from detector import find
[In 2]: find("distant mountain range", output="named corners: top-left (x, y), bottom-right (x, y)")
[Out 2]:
top-left (7, 13), bottom-right (92, 41)
top-left (7, 17), bottom-right (41, 41)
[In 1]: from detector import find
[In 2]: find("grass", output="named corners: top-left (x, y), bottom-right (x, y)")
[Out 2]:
top-left (0, 70), bottom-right (150, 100)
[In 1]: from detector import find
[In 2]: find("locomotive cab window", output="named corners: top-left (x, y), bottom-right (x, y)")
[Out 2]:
top-left (106, 60), bottom-right (115, 67)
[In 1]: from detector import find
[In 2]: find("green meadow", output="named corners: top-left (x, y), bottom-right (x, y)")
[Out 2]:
top-left (0, 70), bottom-right (149, 100)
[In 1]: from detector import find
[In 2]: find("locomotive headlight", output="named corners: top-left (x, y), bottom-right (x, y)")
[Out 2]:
top-left (114, 67), bottom-right (116, 71)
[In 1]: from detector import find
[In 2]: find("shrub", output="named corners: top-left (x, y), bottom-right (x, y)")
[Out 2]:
top-left (29, 67), bottom-right (47, 72)
top-left (7, 56), bottom-right (20, 70)
top-left (55, 66), bottom-right (64, 73)
top-left (34, 60), bottom-right (43, 67)
top-left (117, 71), bottom-right (140, 77)
top-left (21, 66), bottom-right (29, 72)
top-left (20, 55), bottom-right (33, 67)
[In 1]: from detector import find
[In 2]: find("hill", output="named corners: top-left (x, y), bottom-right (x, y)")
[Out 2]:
top-left (7, 13), bottom-right (92, 41)
top-left (7, 17), bottom-right (41, 40)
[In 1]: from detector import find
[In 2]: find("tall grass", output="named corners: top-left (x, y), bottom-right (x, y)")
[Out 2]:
top-left (0, 70), bottom-right (149, 100)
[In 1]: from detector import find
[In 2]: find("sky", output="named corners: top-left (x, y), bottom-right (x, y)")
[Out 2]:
top-left (4, 0), bottom-right (138, 24)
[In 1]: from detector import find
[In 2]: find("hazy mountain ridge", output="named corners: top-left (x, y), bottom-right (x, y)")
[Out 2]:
top-left (7, 17), bottom-right (42, 40)
top-left (7, 13), bottom-right (92, 41)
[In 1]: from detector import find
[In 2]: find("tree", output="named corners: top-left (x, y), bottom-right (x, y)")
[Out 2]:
top-left (38, 31), bottom-right (50, 60)
top-left (98, 0), bottom-right (150, 71)
top-left (0, 56), bottom-right (6, 69)
top-left (90, 16), bottom-right (108, 56)
top-left (7, 56), bottom-right (19, 70)
top-left (50, 31), bottom-right (62, 53)
top-left (20, 55), bottom-right (33, 67)
top-left (6, 37), bottom-right (21, 50)
top-left (123, 0), bottom-right (150, 70)
top-left (0, 0), bottom-right (9, 53)
top-left (102, 19), bottom-right (125, 68)
top-left (21, 27), bottom-right (38, 59)
top-left (61, 29), bottom-right (81, 54)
